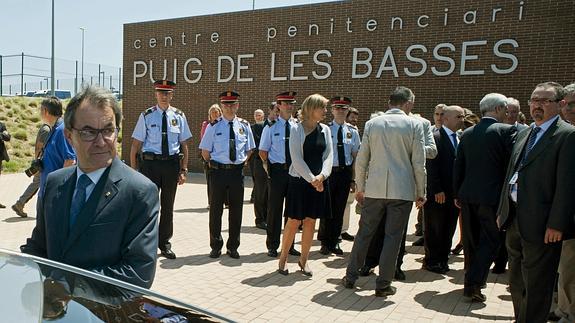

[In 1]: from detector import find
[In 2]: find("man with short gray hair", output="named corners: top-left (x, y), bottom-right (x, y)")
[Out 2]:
top-left (506, 97), bottom-right (528, 130)
top-left (454, 93), bottom-right (516, 302)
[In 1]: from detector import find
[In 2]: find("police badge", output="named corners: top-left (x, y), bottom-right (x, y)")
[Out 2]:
top-left (239, 127), bottom-right (245, 135)
top-left (346, 132), bottom-right (352, 139)
top-left (171, 118), bottom-right (178, 126)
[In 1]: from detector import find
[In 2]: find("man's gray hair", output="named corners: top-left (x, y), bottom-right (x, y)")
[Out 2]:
top-left (64, 85), bottom-right (122, 130)
top-left (565, 83), bottom-right (575, 96)
top-left (506, 97), bottom-right (520, 108)
top-left (479, 93), bottom-right (507, 115)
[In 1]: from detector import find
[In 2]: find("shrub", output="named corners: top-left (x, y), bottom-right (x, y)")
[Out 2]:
top-left (13, 130), bottom-right (28, 141)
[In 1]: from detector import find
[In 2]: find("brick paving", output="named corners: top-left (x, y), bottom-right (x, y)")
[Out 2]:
top-left (0, 172), bottom-right (514, 322)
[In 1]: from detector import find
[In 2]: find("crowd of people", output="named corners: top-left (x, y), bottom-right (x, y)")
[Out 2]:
top-left (1, 79), bottom-right (574, 323)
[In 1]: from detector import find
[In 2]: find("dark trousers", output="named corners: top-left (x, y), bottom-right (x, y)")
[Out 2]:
top-left (251, 157), bottom-right (268, 225)
top-left (364, 216), bottom-right (408, 270)
top-left (16, 172), bottom-right (40, 206)
top-left (507, 213), bottom-right (562, 323)
top-left (208, 167), bottom-right (244, 252)
top-left (460, 202), bottom-right (501, 293)
top-left (266, 164), bottom-right (289, 251)
top-left (319, 167), bottom-right (352, 248)
top-left (203, 160), bottom-right (211, 205)
top-left (493, 230), bottom-right (508, 270)
top-left (423, 198), bottom-right (459, 266)
top-left (140, 158), bottom-right (179, 250)
top-left (415, 207), bottom-right (424, 233)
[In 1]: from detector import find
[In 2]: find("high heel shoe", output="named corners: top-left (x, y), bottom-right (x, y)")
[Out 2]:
top-left (278, 260), bottom-right (289, 275)
top-left (298, 260), bottom-right (313, 276)
top-left (451, 243), bottom-right (464, 255)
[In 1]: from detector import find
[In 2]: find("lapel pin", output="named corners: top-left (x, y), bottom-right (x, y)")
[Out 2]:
top-left (105, 191), bottom-right (111, 197)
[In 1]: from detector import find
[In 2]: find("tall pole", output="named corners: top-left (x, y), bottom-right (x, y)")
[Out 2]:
top-left (252, 0), bottom-right (255, 10)
top-left (80, 27), bottom-right (85, 85)
top-left (0, 55), bottom-right (3, 95)
top-left (21, 53), bottom-right (24, 96)
top-left (50, 0), bottom-right (55, 95)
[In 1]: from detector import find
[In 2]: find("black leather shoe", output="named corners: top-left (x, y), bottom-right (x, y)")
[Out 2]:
top-left (267, 249), bottom-right (278, 258)
top-left (548, 311), bottom-right (562, 322)
top-left (463, 289), bottom-right (486, 303)
top-left (341, 276), bottom-right (355, 289)
top-left (340, 232), bottom-right (355, 241)
top-left (451, 243), bottom-right (464, 255)
top-left (227, 250), bottom-right (240, 259)
top-left (441, 262), bottom-right (450, 273)
top-left (0, 203), bottom-right (5, 208)
top-left (358, 265), bottom-right (374, 276)
top-left (412, 237), bottom-right (424, 246)
top-left (423, 263), bottom-right (446, 274)
top-left (330, 245), bottom-right (344, 256)
top-left (394, 268), bottom-right (406, 281)
top-left (319, 245), bottom-right (331, 255)
top-left (375, 286), bottom-right (396, 297)
top-left (256, 222), bottom-right (267, 230)
top-left (288, 248), bottom-right (301, 256)
top-left (209, 249), bottom-right (221, 258)
top-left (161, 249), bottom-right (176, 259)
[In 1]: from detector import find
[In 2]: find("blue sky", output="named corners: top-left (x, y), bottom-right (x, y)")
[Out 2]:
top-left (2, 0), bottom-right (334, 68)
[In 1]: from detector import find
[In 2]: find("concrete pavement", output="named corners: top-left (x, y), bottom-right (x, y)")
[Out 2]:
top-left (0, 172), bottom-right (514, 322)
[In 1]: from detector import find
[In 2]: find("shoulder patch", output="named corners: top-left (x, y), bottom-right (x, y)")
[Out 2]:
top-left (173, 108), bottom-right (183, 116)
top-left (346, 122), bottom-right (358, 130)
top-left (143, 107), bottom-right (156, 116)
top-left (238, 117), bottom-right (249, 125)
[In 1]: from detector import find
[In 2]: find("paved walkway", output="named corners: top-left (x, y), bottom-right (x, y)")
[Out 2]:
top-left (0, 172), bottom-right (514, 322)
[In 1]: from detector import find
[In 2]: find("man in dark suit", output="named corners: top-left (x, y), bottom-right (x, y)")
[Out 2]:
top-left (21, 85), bottom-right (160, 289)
top-left (497, 82), bottom-right (575, 323)
top-left (0, 121), bottom-right (10, 208)
top-left (423, 105), bottom-right (464, 274)
top-left (453, 93), bottom-right (516, 302)
top-left (249, 108), bottom-right (270, 230)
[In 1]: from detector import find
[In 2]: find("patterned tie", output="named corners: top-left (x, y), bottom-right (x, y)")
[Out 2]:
top-left (161, 111), bottom-right (169, 156)
top-left (451, 133), bottom-right (458, 150)
top-left (69, 174), bottom-right (92, 228)
top-left (229, 121), bottom-right (236, 162)
top-left (519, 126), bottom-right (541, 168)
top-left (337, 125), bottom-right (346, 167)
top-left (285, 121), bottom-right (291, 166)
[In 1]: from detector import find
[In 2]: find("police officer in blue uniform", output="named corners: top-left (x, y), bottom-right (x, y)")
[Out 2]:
top-left (319, 96), bottom-right (360, 255)
top-left (259, 92), bottom-right (302, 258)
top-left (130, 80), bottom-right (192, 260)
top-left (199, 91), bottom-right (255, 259)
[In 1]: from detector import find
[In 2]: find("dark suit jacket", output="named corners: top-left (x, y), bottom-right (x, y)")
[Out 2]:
top-left (426, 127), bottom-right (456, 199)
top-left (454, 118), bottom-right (516, 206)
top-left (0, 121), bottom-right (10, 162)
top-left (21, 157), bottom-right (160, 288)
top-left (497, 117), bottom-right (575, 242)
top-left (251, 122), bottom-right (265, 154)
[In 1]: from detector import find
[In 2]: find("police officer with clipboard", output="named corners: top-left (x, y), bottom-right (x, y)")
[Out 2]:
top-left (130, 80), bottom-right (192, 260)
top-left (199, 91), bottom-right (255, 259)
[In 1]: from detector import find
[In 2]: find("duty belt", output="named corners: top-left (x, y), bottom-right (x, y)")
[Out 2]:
top-left (209, 161), bottom-right (244, 170)
top-left (142, 152), bottom-right (180, 161)
top-left (332, 165), bottom-right (352, 172)
top-left (269, 162), bottom-right (289, 170)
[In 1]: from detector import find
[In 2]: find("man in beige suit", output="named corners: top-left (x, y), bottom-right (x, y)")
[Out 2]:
top-left (342, 86), bottom-right (427, 297)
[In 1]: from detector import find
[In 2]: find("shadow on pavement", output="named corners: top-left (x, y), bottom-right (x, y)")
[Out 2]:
top-left (3, 216), bottom-right (36, 223)
top-left (242, 271), bottom-right (311, 287)
top-left (414, 290), bottom-right (514, 321)
top-left (311, 278), bottom-right (394, 311)
top-left (159, 251), bottom-right (277, 270)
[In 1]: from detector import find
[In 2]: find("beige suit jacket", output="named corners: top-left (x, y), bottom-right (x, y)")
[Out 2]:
top-left (355, 109), bottom-right (426, 201)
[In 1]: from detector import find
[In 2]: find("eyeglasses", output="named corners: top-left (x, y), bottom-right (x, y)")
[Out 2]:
top-left (72, 127), bottom-right (119, 142)
top-left (434, 112), bottom-right (444, 116)
top-left (528, 98), bottom-right (560, 105)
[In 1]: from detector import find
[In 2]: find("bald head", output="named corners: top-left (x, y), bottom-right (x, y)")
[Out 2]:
top-left (442, 105), bottom-right (465, 132)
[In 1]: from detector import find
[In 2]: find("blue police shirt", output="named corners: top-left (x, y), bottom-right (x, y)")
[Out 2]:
top-left (259, 116), bottom-right (298, 164)
top-left (131, 105), bottom-right (192, 155)
top-left (328, 121), bottom-right (361, 166)
top-left (199, 116), bottom-right (255, 164)
top-left (39, 119), bottom-right (76, 197)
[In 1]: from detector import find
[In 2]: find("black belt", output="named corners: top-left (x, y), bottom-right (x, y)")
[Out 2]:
top-left (332, 165), bottom-right (352, 172)
top-left (209, 161), bottom-right (244, 170)
top-left (270, 163), bottom-right (289, 170)
top-left (142, 152), bottom-right (180, 161)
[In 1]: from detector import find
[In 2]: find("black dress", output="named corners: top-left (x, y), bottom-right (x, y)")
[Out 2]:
top-left (285, 124), bottom-right (331, 220)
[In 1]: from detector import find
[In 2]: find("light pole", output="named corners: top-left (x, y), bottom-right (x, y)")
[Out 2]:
top-left (44, 77), bottom-right (49, 89)
top-left (79, 27), bottom-right (86, 86)
top-left (50, 0), bottom-right (55, 96)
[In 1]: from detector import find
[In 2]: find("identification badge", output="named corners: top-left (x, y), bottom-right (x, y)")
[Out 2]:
top-left (346, 132), bottom-right (352, 139)
top-left (509, 172), bottom-right (518, 185)
top-left (239, 127), bottom-right (244, 135)
top-left (171, 118), bottom-right (178, 126)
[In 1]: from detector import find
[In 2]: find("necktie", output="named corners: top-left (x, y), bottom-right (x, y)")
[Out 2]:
top-left (69, 174), bottom-right (92, 228)
top-left (285, 121), bottom-right (291, 166)
top-left (451, 133), bottom-right (458, 150)
top-left (519, 126), bottom-right (541, 168)
top-left (229, 121), bottom-right (236, 162)
top-left (161, 111), bottom-right (169, 156)
top-left (337, 125), bottom-right (346, 167)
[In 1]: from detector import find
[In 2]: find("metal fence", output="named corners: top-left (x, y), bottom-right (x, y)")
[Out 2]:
top-left (0, 53), bottom-right (121, 96)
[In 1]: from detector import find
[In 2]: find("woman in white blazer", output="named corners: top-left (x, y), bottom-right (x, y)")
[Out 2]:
top-left (278, 94), bottom-right (333, 276)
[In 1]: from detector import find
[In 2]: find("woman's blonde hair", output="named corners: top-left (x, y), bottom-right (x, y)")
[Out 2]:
top-left (300, 94), bottom-right (328, 121)
top-left (208, 104), bottom-right (222, 120)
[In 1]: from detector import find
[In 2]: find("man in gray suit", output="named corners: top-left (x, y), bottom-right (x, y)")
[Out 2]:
top-left (497, 82), bottom-right (575, 322)
top-left (343, 86), bottom-right (426, 297)
top-left (21, 85), bottom-right (160, 289)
